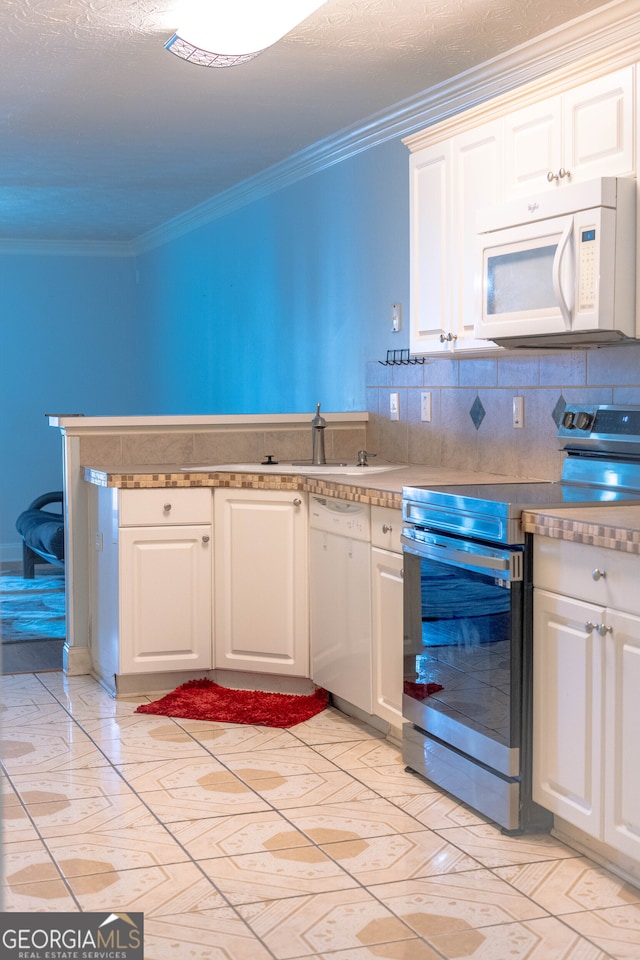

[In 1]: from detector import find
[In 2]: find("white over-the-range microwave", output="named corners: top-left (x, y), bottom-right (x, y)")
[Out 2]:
top-left (475, 176), bottom-right (637, 348)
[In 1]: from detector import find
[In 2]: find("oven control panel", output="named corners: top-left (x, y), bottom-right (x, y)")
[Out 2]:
top-left (558, 403), bottom-right (640, 449)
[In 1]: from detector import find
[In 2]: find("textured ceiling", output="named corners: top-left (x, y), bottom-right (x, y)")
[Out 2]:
top-left (0, 0), bottom-right (617, 243)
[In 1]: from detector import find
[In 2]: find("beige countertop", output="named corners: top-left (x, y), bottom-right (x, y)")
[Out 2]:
top-left (85, 464), bottom-right (640, 550)
top-left (523, 505), bottom-right (640, 554)
top-left (84, 463), bottom-right (542, 511)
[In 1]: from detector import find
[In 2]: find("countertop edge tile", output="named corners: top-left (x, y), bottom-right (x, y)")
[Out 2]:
top-left (523, 506), bottom-right (640, 554)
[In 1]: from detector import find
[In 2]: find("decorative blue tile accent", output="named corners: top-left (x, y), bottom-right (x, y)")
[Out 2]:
top-left (552, 394), bottom-right (566, 427)
top-left (470, 396), bottom-right (486, 430)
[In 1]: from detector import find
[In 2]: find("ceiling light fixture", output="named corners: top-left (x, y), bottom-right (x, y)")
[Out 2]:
top-left (165, 0), bottom-right (327, 68)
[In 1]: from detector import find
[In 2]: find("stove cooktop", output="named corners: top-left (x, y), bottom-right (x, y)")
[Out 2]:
top-left (402, 480), bottom-right (640, 517)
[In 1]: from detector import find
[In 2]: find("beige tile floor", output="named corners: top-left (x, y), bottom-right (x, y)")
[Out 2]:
top-left (2, 671), bottom-right (640, 959)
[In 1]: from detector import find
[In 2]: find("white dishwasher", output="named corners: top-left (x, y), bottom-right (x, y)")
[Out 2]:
top-left (309, 494), bottom-right (372, 714)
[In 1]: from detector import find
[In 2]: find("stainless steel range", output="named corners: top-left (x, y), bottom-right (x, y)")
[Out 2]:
top-left (401, 403), bottom-right (640, 833)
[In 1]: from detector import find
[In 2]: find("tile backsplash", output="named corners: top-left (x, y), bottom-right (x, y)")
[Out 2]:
top-left (366, 343), bottom-right (640, 481)
top-left (79, 424), bottom-right (368, 469)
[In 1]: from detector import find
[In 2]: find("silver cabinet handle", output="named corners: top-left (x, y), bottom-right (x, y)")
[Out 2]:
top-left (202, 535), bottom-right (210, 543)
top-left (547, 168), bottom-right (571, 182)
top-left (439, 332), bottom-right (458, 343)
top-left (592, 568), bottom-right (607, 581)
top-left (382, 524), bottom-right (393, 534)
top-left (163, 503), bottom-right (172, 512)
top-left (293, 498), bottom-right (302, 507)
top-left (597, 623), bottom-right (613, 636)
top-left (584, 621), bottom-right (596, 633)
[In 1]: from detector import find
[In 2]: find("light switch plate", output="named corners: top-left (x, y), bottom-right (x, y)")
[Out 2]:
top-left (390, 392), bottom-right (400, 421)
top-left (421, 391), bottom-right (432, 422)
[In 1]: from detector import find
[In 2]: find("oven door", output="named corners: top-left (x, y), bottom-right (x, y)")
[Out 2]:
top-left (402, 530), bottom-right (528, 778)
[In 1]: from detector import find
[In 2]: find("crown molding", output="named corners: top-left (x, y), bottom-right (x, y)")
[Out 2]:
top-left (0, 238), bottom-right (135, 257)
top-left (2, 0), bottom-right (636, 259)
top-left (136, 0), bottom-right (640, 254)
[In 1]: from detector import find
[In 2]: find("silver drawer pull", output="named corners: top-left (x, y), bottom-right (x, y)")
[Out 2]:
top-left (293, 498), bottom-right (302, 507)
top-left (163, 503), bottom-right (172, 512)
top-left (592, 568), bottom-right (606, 581)
top-left (382, 524), bottom-right (393, 534)
top-left (597, 623), bottom-right (613, 636)
top-left (584, 621), bottom-right (596, 633)
top-left (202, 535), bottom-right (210, 543)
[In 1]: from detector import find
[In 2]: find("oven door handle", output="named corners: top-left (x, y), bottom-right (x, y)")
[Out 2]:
top-left (401, 534), bottom-right (522, 579)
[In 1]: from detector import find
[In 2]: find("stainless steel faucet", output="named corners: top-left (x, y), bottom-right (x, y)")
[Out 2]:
top-left (311, 403), bottom-right (327, 465)
top-left (356, 449), bottom-right (377, 467)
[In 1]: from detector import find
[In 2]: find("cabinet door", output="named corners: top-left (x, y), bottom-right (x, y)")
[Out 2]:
top-left (533, 588), bottom-right (603, 837)
top-left (371, 546), bottom-right (403, 728)
top-left (214, 489), bottom-right (308, 677)
top-left (451, 120), bottom-right (503, 349)
top-left (504, 67), bottom-right (634, 198)
top-left (503, 95), bottom-right (562, 198)
top-left (409, 141), bottom-right (452, 354)
top-left (119, 525), bottom-right (212, 674)
top-left (604, 608), bottom-right (640, 860)
top-left (564, 67), bottom-right (634, 183)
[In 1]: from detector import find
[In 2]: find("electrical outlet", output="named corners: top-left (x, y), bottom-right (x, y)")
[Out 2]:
top-left (390, 392), bottom-right (400, 421)
top-left (513, 396), bottom-right (524, 428)
top-left (420, 391), bottom-right (432, 422)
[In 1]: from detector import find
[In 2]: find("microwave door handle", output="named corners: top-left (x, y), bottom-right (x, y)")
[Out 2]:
top-left (552, 221), bottom-right (573, 330)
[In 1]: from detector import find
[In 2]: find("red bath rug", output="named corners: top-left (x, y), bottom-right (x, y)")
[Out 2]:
top-left (135, 679), bottom-right (329, 728)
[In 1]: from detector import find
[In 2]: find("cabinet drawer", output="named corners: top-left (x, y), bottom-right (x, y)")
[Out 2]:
top-left (371, 506), bottom-right (402, 553)
top-left (534, 536), bottom-right (640, 615)
top-left (119, 488), bottom-right (212, 526)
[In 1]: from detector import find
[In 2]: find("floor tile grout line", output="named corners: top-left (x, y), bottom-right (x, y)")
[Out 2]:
top-left (5, 674), bottom-right (639, 959)
top-left (1, 759), bottom-right (84, 912)
top-left (4, 688), bottom-right (470, 955)
top-left (2, 687), bottom-right (244, 910)
top-left (6, 680), bottom-right (352, 954)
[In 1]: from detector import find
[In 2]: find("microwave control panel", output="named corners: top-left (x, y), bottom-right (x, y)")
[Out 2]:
top-left (578, 226), bottom-right (597, 311)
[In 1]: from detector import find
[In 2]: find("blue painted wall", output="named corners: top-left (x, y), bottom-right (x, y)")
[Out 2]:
top-left (1, 136), bottom-right (409, 557)
top-left (135, 138), bottom-right (410, 413)
top-left (0, 254), bottom-right (140, 557)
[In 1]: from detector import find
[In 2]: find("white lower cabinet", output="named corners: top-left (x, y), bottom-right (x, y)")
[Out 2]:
top-left (91, 482), bottom-right (403, 717)
top-left (533, 588), bottom-right (604, 837)
top-left (92, 487), bottom-right (213, 690)
top-left (214, 488), bottom-right (309, 677)
top-left (603, 607), bottom-right (640, 861)
top-left (118, 524), bottom-right (212, 675)
top-left (370, 506), bottom-right (404, 730)
top-left (533, 538), bottom-right (640, 866)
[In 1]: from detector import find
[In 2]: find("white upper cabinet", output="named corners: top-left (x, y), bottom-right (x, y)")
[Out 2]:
top-left (503, 96), bottom-right (562, 198)
top-left (409, 121), bottom-right (502, 355)
top-left (409, 141), bottom-right (451, 354)
top-left (407, 64), bottom-right (636, 356)
top-left (451, 122), bottom-right (504, 349)
top-left (504, 67), bottom-right (634, 198)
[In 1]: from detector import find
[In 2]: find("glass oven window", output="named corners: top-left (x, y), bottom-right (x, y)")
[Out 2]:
top-left (404, 552), bottom-right (523, 748)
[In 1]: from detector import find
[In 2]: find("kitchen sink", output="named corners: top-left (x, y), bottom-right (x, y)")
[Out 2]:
top-left (181, 462), bottom-right (403, 476)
